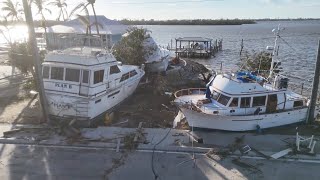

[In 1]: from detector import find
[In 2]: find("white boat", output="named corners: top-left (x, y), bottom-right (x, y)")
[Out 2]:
top-left (143, 36), bottom-right (171, 73)
top-left (42, 36), bottom-right (145, 126)
top-left (174, 26), bottom-right (318, 131)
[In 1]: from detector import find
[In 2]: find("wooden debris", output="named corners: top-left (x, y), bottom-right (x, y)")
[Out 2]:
top-left (3, 129), bottom-right (23, 138)
top-left (116, 138), bottom-right (121, 153)
top-left (186, 131), bottom-right (203, 144)
top-left (133, 122), bottom-right (146, 143)
top-left (250, 147), bottom-right (271, 159)
top-left (172, 132), bottom-right (184, 137)
top-left (270, 148), bottom-right (292, 159)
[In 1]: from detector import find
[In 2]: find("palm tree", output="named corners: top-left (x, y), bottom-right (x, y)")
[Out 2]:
top-left (76, 14), bottom-right (103, 36)
top-left (1, 0), bottom-right (23, 21)
top-left (33, 0), bottom-right (51, 44)
top-left (0, 16), bottom-right (13, 46)
top-left (48, 0), bottom-right (68, 21)
top-left (70, 0), bottom-right (100, 35)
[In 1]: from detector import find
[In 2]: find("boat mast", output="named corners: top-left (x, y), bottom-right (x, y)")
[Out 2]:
top-left (268, 24), bottom-right (281, 80)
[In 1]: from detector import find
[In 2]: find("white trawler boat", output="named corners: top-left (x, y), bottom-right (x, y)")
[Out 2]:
top-left (174, 26), bottom-right (319, 131)
top-left (143, 36), bottom-right (171, 73)
top-left (42, 36), bottom-right (145, 126)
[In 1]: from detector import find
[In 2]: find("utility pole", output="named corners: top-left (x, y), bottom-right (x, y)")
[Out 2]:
top-left (22, 0), bottom-right (50, 123)
top-left (307, 40), bottom-right (320, 124)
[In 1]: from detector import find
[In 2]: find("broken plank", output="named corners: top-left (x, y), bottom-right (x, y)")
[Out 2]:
top-left (134, 122), bottom-right (143, 142)
top-left (116, 138), bottom-right (121, 153)
top-left (271, 148), bottom-right (292, 159)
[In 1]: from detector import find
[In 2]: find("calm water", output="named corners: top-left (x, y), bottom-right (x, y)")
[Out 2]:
top-left (141, 20), bottom-right (320, 93)
top-left (1, 21), bottom-right (320, 93)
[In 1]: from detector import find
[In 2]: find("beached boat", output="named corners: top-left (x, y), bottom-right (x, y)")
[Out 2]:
top-left (42, 36), bottom-right (145, 126)
top-left (143, 36), bottom-right (171, 73)
top-left (174, 26), bottom-right (319, 131)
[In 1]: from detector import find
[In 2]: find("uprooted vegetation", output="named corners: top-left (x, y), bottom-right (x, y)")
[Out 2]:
top-left (111, 59), bottom-right (212, 128)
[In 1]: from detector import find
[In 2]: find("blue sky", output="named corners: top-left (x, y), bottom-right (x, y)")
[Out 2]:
top-left (1, 0), bottom-right (320, 20)
top-left (65, 0), bottom-right (320, 20)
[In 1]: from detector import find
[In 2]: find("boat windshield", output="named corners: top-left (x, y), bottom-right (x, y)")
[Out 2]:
top-left (211, 90), bottom-right (220, 100)
top-left (217, 94), bottom-right (231, 106)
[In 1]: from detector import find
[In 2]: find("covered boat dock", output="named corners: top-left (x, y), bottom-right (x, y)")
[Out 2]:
top-left (174, 37), bottom-right (222, 58)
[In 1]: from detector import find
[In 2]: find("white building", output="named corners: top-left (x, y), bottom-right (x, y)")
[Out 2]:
top-left (36, 16), bottom-right (129, 50)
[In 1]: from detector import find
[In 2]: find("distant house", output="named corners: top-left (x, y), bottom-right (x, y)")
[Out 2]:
top-left (36, 15), bottom-right (129, 49)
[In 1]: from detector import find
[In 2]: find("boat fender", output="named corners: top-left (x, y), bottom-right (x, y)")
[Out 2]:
top-left (256, 125), bottom-right (262, 134)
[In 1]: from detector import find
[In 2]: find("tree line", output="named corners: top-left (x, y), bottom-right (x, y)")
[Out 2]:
top-left (120, 19), bottom-right (256, 25)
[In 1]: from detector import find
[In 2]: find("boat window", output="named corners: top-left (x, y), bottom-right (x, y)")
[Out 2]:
top-left (65, 68), bottom-right (80, 82)
top-left (130, 70), bottom-right (138, 77)
top-left (252, 96), bottom-right (266, 107)
top-left (42, 66), bottom-right (50, 79)
top-left (217, 94), bottom-right (231, 106)
top-left (293, 100), bottom-right (303, 107)
top-left (51, 67), bottom-right (64, 80)
top-left (211, 90), bottom-right (220, 100)
top-left (120, 72), bottom-right (130, 82)
top-left (229, 97), bottom-right (239, 107)
top-left (82, 70), bottom-right (89, 84)
top-left (240, 97), bottom-right (251, 108)
top-left (110, 65), bottom-right (121, 75)
top-left (94, 70), bottom-right (104, 84)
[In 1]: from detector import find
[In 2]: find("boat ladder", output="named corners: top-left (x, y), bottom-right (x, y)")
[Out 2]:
top-left (75, 101), bottom-right (89, 119)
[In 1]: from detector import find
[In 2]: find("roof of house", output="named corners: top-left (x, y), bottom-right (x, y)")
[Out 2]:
top-left (175, 37), bottom-right (213, 42)
top-left (37, 15), bottom-right (128, 35)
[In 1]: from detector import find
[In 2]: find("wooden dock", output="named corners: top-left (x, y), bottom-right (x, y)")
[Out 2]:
top-left (168, 37), bottom-right (222, 58)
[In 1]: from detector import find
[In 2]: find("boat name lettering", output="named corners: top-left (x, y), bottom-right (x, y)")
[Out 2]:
top-left (50, 102), bottom-right (72, 109)
top-left (55, 83), bottom-right (72, 89)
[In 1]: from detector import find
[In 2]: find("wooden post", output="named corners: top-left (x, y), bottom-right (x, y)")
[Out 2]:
top-left (307, 40), bottom-right (320, 123)
top-left (175, 39), bottom-right (178, 58)
top-left (22, 0), bottom-right (50, 123)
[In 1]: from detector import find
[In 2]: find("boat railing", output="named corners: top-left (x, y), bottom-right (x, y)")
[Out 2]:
top-left (174, 88), bottom-right (207, 98)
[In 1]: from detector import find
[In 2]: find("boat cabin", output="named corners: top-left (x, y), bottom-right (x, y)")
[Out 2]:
top-left (42, 48), bottom-right (139, 98)
top-left (176, 73), bottom-right (307, 116)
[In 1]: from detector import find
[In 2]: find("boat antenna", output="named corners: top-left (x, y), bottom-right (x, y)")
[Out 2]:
top-left (268, 24), bottom-right (283, 80)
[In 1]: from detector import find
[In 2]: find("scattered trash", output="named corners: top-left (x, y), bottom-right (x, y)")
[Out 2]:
top-left (172, 132), bottom-right (184, 137)
top-left (161, 104), bottom-right (170, 110)
top-left (270, 148), bottom-right (293, 159)
top-left (206, 150), bottom-right (223, 161)
top-left (164, 92), bottom-right (173, 96)
top-left (240, 145), bottom-right (251, 154)
top-left (229, 135), bottom-right (245, 152)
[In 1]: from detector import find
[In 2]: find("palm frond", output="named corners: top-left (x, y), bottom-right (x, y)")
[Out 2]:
top-left (90, 22), bottom-right (104, 29)
top-left (76, 14), bottom-right (90, 26)
top-left (69, 2), bottom-right (88, 18)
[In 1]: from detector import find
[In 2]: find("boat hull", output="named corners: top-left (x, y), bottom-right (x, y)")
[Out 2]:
top-left (145, 58), bottom-right (169, 73)
top-left (179, 107), bottom-right (308, 131)
top-left (46, 75), bottom-right (142, 127)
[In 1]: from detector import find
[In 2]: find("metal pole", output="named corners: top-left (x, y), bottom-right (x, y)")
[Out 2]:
top-left (307, 40), bottom-right (320, 124)
top-left (22, 0), bottom-right (50, 123)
